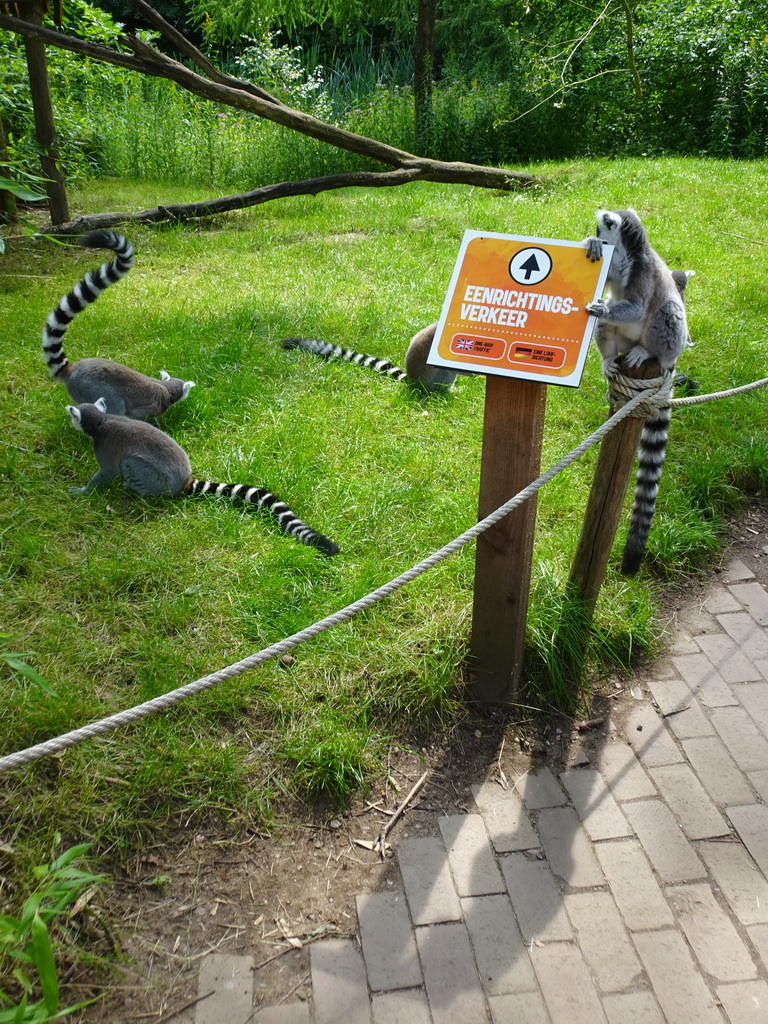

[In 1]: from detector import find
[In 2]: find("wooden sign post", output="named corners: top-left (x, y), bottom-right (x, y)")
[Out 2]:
top-left (469, 376), bottom-right (546, 702)
top-left (428, 231), bottom-right (613, 703)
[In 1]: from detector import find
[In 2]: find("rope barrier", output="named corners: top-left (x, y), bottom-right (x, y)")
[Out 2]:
top-left (2, 372), bottom-right (766, 774)
top-left (0, 386), bottom-right (655, 774)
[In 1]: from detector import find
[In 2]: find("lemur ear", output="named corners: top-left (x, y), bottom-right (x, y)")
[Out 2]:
top-left (66, 405), bottom-right (82, 428)
top-left (159, 370), bottom-right (170, 380)
top-left (95, 397), bottom-right (108, 412)
top-left (182, 381), bottom-right (196, 398)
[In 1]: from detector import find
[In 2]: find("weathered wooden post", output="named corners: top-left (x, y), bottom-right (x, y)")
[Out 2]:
top-left (568, 358), bottom-right (661, 612)
top-left (425, 231), bottom-right (613, 704)
top-left (468, 377), bottom-right (547, 702)
top-left (561, 358), bottom-right (663, 690)
top-left (17, 0), bottom-right (69, 226)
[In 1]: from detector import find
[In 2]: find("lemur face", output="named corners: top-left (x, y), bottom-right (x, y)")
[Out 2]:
top-left (594, 209), bottom-right (624, 245)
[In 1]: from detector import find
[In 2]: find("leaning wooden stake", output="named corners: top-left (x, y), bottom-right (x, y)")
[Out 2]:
top-left (568, 358), bottom-right (662, 614)
top-left (561, 358), bottom-right (663, 694)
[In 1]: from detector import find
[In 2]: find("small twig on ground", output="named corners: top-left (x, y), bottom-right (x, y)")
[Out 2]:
top-left (154, 990), bottom-right (214, 1024)
top-left (576, 717), bottom-right (606, 731)
top-left (662, 705), bottom-right (690, 718)
top-left (375, 769), bottom-right (430, 857)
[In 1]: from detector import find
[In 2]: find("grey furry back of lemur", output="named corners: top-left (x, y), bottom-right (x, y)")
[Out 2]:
top-left (42, 231), bottom-right (194, 418)
top-left (66, 400), bottom-right (338, 556)
top-left (585, 208), bottom-right (691, 575)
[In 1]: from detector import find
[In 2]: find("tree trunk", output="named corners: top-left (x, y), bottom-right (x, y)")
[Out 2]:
top-left (18, 3), bottom-right (69, 226)
top-left (414, 0), bottom-right (437, 154)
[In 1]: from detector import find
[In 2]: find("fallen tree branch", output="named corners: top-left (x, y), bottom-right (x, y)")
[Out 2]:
top-left (45, 166), bottom-right (521, 235)
top-left (0, 7), bottom-right (535, 231)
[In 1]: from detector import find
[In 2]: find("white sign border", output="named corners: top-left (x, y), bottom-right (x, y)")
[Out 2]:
top-left (426, 229), bottom-right (615, 388)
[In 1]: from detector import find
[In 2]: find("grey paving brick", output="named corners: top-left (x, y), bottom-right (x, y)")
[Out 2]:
top-left (673, 652), bottom-right (737, 707)
top-left (718, 612), bottom-right (768, 661)
top-left (729, 582), bottom-right (768, 625)
top-left (699, 841), bottom-right (768, 926)
top-left (727, 804), bottom-right (768, 878)
top-left (602, 990), bottom-right (666, 1024)
top-left (564, 891), bottom-right (642, 993)
top-left (720, 557), bottom-right (755, 582)
top-left (716, 979), bottom-right (768, 1024)
top-left (371, 989), bottom-right (432, 1024)
top-left (733, 682), bottom-right (768, 739)
top-left (560, 768), bottom-right (632, 840)
top-left (356, 892), bottom-right (422, 992)
top-left (682, 736), bottom-right (755, 807)
top-left (414, 922), bottom-right (486, 1024)
top-left (757, 658), bottom-right (768, 682)
top-left (196, 954), bottom-right (254, 1024)
top-left (676, 601), bottom-right (721, 635)
top-left (461, 894), bottom-right (537, 995)
top-left (647, 678), bottom-right (714, 739)
top-left (310, 939), bottom-right (371, 1024)
top-left (711, 706), bottom-right (768, 772)
top-left (438, 814), bottom-right (504, 897)
top-left (488, 991), bottom-right (549, 1024)
top-left (749, 770), bottom-right (768, 802)
top-left (537, 806), bottom-right (603, 887)
top-left (633, 929), bottom-right (724, 1024)
top-left (648, 763), bottom-right (730, 839)
top-left (514, 767), bottom-right (567, 809)
top-left (530, 941), bottom-right (608, 1023)
top-left (626, 704), bottom-right (684, 766)
top-left (594, 839), bottom-right (674, 931)
top-left (746, 923), bottom-right (768, 966)
top-left (498, 853), bottom-right (572, 942)
top-left (696, 633), bottom-right (763, 683)
top-left (667, 634), bottom-right (701, 657)
top-left (596, 739), bottom-right (657, 801)
top-left (622, 798), bottom-right (706, 882)
top-left (397, 836), bottom-right (461, 926)
top-left (703, 585), bottom-right (743, 615)
top-left (254, 1006), bottom-right (311, 1024)
top-left (471, 782), bottom-right (539, 852)
top-left (669, 883), bottom-right (758, 982)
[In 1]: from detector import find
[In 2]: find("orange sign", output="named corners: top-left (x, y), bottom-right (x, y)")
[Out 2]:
top-left (427, 231), bottom-right (614, 387)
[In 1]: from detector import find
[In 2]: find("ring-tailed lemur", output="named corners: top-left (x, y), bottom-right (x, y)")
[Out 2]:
top-left (66, 399), bottom-right (338, 556)
top-left (282, 323), bottom-right (461, 393)
top-left (584, 208), bottom-right (691, 575)
top-left (43, 231), bottom-right (195, 418)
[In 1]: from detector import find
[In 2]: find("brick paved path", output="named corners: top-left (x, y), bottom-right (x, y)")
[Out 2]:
top-left (194, 557), bottom-right (768, 1023)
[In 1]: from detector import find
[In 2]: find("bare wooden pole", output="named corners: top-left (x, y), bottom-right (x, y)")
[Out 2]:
top-left (568, 358), bottom-right (661, 614)
top-left (0, 113), bottom-right (18, 226)
top-left (468, 377), bottom-right (547, 703)
top-left (19, 2), bottom-right (69, 226)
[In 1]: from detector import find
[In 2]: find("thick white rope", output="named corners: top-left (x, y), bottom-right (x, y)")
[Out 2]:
top-left (669, 375), bottom-right (768, 407)
top-left (3, 373), bottom-right (767, 774)
top-left (0, 387), bottom-right (656, 773)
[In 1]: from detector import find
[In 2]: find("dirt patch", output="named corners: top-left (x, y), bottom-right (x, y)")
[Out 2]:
top-left (75, 502), bottom-right (768, 1023)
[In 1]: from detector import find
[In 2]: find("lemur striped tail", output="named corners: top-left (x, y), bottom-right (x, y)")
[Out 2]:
top-left (42, 231), bottom-right (135, 379)
top-left (621, 407), bottom-right (671, 576)
top-left (282, 337), bottom-right (408, 384)
top-left (184, 478), bottom-right (338, 556)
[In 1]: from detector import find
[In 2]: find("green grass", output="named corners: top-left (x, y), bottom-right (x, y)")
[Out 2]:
top-left (1, 158), bottom-right (768, 890)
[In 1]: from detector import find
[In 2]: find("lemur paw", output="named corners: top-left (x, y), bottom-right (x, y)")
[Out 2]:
top-left (602, 358), bottom-right (621, 379)
top-left (584, 237), bottom-right (603, 262)
top-left (623, 345), bottom-right (650, 368)
top-left (69, 486), bottom-right (88, 494)
top-left (586, 300), bottom-right (608, 317)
